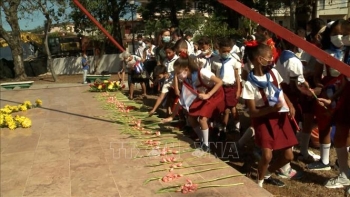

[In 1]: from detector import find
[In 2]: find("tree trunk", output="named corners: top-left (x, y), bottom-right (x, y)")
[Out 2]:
top-left (311, 0), bottom-right (318, 19)
top-left (0, 0), bottom-right (27, 80)
top-left (44, 18), bottom-right (58, 82)
top-left (170, 0), bottom-right (179, 27)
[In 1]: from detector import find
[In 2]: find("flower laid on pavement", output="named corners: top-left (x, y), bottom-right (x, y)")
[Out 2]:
top-left (149, 161), bottom-right (230, 173)
top-left (0, 100), bottom-right (41, 130)
top-left (89, 80), bottom-right (124, 92)
top-left (157, 175), bottom-right (244, 194)
top-left (144, 166), bottom-right (230, 184)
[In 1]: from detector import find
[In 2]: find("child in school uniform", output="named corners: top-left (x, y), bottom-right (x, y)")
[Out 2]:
top-left (174, 51), bottom-right (225, 151)
top-left (308, 20), bottom-right (345, 171)
top-left (211, 37), bottom-right (241, 134)
top-left (120, 51), bottom-right (147, 100)
top-left (318, 19), bottom-right (350, 188)
top-left (242, 43), bottom-right (298, 188)
top-left (149, 42), bottom-right (179, 116)
top-left (196, 37), bottom-right (216, 72)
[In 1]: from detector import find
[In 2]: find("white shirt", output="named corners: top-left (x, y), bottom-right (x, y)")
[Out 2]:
top-left (163, 55), bottom-right (178, 75)
top-left (242, 68), bottom-right (283, 107)
top-left (240, 46), bottom-right (245, 58)
top-left (316, 49), bottom-right (343, 77)
top-left (196, 53), bottom-right (216, 72)
top-left (145, 45), bottom-right (156, 60)
top-left (230, 45), bottom-right (240, 54)
top-left (186, 40), bottom-right (195, 55)
top-left (211, 53), bottom-right (241, 84)
top-left (135, 46), bottom-right (145, 58)
top-left (275, 50), bottom-right (305, 84)
top-left (124, 55), bottom-right (142, 70)
top-left (190, 68), bottom-right (215, 93)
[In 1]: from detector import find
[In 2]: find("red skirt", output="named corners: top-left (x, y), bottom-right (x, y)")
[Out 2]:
top-left (189, 87), bottom-right (225, 118)
top-left (252, 112), bottom-right (298, 150)
top-left (223, 85), bottom-right (238, 108)
top-left (334, 80), bottom-right (350, 126)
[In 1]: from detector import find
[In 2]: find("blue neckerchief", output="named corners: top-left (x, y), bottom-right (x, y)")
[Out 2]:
top-left (345, 47), bottom-right (350, 65)
top-left (279, 50), bottom-right (298, 64)
top-left (220, 58), bottom-right (231, 79)
top-left (203, 55), bottom-right (213, 68)
top-left (329, 44), bottom-right (343, 60)
top-left (186, 71), bottom-right (198, 89)
top-left (247, 70), bottom-right (280, 98)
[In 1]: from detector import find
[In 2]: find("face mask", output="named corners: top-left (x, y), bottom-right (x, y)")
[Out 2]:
top-left (177, 71), bottom-right (187, 81)
top-left (221, 53), bottom-right (230, 59)
top-left (306, 31), bottom-right (311, 36)
top-left (342, 35), bottom-right (350, 46)
top-left (163, 36), bottom-right (171, 43)
top-left (138, 41), bottom-right (143, 45)
top-left (331, 35), bottom-right (343, 48)
top-left (213, 50), bottom-right (219, 55)
top-left (201, 49), bottom-right (210, 56)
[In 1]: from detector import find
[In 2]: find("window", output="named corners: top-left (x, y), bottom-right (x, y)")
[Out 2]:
top-left (341, 0), bottom-right (347, 7)
top-left (319, 0), bottom-right (325, 10)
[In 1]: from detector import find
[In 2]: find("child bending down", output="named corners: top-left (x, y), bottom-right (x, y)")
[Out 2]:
top-left (174, 51), bottom-right (225, 151)
top-left (242, 43), bottom-right (298, 187)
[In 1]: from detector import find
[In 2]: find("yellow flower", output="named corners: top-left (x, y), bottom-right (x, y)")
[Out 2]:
top-left (103, 80), bottom-right (109, 84)
top-left (14, 115), bottom-right (26, 124)
top-left (21, 118), bottom-right (32, 128)
top-left (116, 81), bottom-right (121, 86)
top-left (8, 122), bottom-right (17, 130)
top-left (19, 105), bottom-right (27, 111)
top-left (98, 85), bottom-right (103, 90)
top-left (4, 114), bottom-right (14, 125)
top-left (107, 84), bottom-right (113, 90)
top-left (35, 99), bottom-right (43, 106)
top-left (24, 101), bottom-right (32, 108)
top-left (0, 114), bottom-right (4, 126)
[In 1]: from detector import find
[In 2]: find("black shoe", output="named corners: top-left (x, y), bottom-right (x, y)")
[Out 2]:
top-left (201, 144), bottom-right (211, 152)
top-left (264, 177), bottom-right (285, 187)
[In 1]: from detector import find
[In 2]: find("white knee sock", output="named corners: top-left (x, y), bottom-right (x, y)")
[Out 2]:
top-left (280, 163), bottom-right (291, 172)
top-left (257, 179), bottom-right (264, 187)
top-left (202, 129), bottom-right (209, 146)
top-left (336, 147), bottom-right (349, 178)
top-left (320, 143), bottom-right (331, 165)
top-left (300, 132), bottom-right (311, 157)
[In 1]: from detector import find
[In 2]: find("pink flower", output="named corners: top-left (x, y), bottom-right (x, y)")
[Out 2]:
top-left (167, 149), bottom-right (173, 153)
top-left (160, 158), bottom-right (167, 163)
top-left (126, 109), bottom-right (130, 113)
top-left (160, 151), bottom-right (166, 156)
top-left (180, 179), bottom-right (198, 193)
top-left (155, 131), bottom-right (161, 136)
top-left (172, 150), bottom-right (179, 154)
top-left (176, 163), bottom-right (183, 167)
top-left (169, 168), bottom-right (174, 172)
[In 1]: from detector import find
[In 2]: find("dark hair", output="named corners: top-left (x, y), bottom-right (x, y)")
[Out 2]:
top-left (197, 36), bottom-right (211, 46)
top-left (185, 31), bottom-right (193, 37)
top-left (171, 28), bottom-right (183, 38)
top-left (137, 34), bottom-right (143, 39)
top-left (154, 65), bottom-right (167, 76)
top-left (174, 38), bottom-right (188, 53)
top-left (255, 33), bottom-right (268, 44)
top-left (321, 19), bottom-right (344, 50)
top-left (307, 18), bottom-right (326, 35)
top-left (218, 37), bottom-right (233, 48)
top-left (246, 44), bottom-right (271, 62)
top-left (173, 54), bottom-right (198, 72)
top-left (163, 42), bottom-right (176, 51)
top-left (143, 37), bottom-right (152, 43)
top-left (156, 29), bottom-right (170, 47)
top-left (257, 25), bottom-right (272, 37)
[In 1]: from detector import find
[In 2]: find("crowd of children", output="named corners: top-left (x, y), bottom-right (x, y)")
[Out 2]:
top-left (118, 19), bottom-right (350, 189)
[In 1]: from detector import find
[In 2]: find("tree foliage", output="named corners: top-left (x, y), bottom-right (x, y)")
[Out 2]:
top-left (69, 0), bottom-right (130, 53)
top-left (195, 16), bottom-right (237, 42)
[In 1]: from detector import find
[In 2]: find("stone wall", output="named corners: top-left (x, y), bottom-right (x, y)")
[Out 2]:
top-left (52, 54), bottom-right (122, 75)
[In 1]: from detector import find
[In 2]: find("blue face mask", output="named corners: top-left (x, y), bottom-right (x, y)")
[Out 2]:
top-left (162, 36), bottom-right (171, 43)
top-left (213, 50), bottom-right (219, 55)
top-left (221, 53), bottom-right (230, 59)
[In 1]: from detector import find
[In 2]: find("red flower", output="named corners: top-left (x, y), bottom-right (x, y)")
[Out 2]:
top-left (245, 40), bottom-right (258, 47)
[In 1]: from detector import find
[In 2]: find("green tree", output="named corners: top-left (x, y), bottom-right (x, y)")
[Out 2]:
top-left (197, 15), bottom-right (237, 42)
top-left (0, 0), bottom-right (27, 79)
top-left (70, 0), bottom-right (129, 53)
top-left (144, 19), bottom-right (171, 38)
top-left (139, 0), bottom-right (188, 27)
top-left (22, 0), bottom-right (68, 82)
top-left (178, 13), bottom-right (206, 34)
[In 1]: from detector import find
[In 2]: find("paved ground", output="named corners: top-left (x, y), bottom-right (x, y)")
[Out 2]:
top-left (0, 84), bottom-right (272, 197)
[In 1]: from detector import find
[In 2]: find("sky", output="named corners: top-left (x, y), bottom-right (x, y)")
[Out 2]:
top-left (1, 2), bottom-right (137, 31)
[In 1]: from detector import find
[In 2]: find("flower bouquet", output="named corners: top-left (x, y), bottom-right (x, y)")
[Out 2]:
top-left (89, 80), bottom-right (125, 92)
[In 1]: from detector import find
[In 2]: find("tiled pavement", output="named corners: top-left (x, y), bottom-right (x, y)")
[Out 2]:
top-left (0, 84), bottom-right (273, 197)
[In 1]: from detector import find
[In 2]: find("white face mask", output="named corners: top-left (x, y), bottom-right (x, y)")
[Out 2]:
top-left (201, 49), bottom-right (210, 56)
top-left (342, 35), bottom-right (350, 46)
top-left (331, 35), bottom-right (343, 48)
top-left (177, 71), bottom-right (188, 82)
